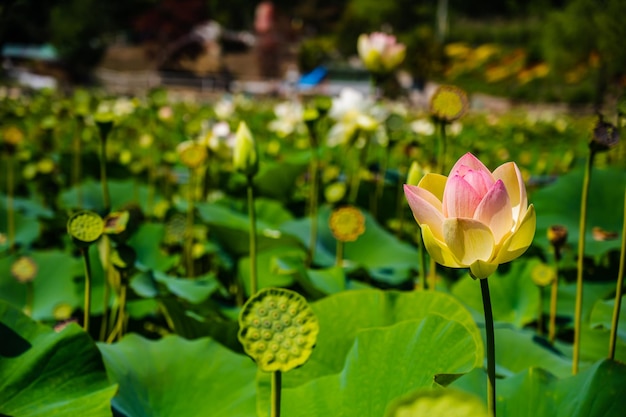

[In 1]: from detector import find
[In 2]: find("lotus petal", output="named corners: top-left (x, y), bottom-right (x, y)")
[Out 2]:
top-left (473, 179), bottom-right (513, 243)
top-left (404, 185), bottom-right (445, 240)
top-left (443, 175), bottom-right (482, 218)
top-left (443, 218), bottom-right (495, 266)
top-left (421, 224), bottom-right (463, 268)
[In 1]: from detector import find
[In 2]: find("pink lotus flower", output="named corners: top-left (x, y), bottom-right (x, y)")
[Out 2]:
top-left (404, 153), bottom-right (536, 278)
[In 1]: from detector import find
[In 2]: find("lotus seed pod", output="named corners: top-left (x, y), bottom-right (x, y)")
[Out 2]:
top-left (177, 140), bottom-right (208, 169)
top-left (385, 388), bottom-right (488, 417)
top-left (531, 263), bottom-right (556, 287)
top-left (11, 256), bottom-right (38, 283)
top-left (429, 85), bottom-right (469, 123)
top-left (67, 210), bottom-right (104, 247)
top-left (238, 288), bottom-right (319, 372)
top-left (329, 205), bottom-right (366, 242)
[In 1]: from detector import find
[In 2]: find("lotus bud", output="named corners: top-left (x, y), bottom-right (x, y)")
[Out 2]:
top-left (233, 121), bottom-right (259, 177)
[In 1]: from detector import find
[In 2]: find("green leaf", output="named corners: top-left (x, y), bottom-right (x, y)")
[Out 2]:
top-left (278, 316), bottom-right (482, 417)
top-left (239, 245), bottom-right (301, 296)
top-left (128, 223), bottom-right (178, 272)
top-left (590, 296), bottom-right (626, 341)
top-left (280, 205), bottom-right (420, 285)
top-left (0, 301), bottom-right (117, 417)
top-left (196, 201), bottom-right (302, 256)
top-left (0, 250), bottom-right (83, 321)
top-left (308, 266), bottom-right (346, 294)
top-left (454, 359), bottom-right (626, 417)
top-left (59, 179), bottom-right (165, 213)
top-left (98, 334), bottom-right (257, 417)
top-left (254, 156), bottom-right (309, 201)
top-left (256, 288), bottom-right (483, 414)
top-left (0, 195), bottom-right (42, 251)
top-left (531, 165), bottom-right (626, 256)
top-left (451, 259), bottom-right (540, 328)
top-left (153, 270), bottom-right (219, 304)
top-left (494, 328), bottom-right (572, 378)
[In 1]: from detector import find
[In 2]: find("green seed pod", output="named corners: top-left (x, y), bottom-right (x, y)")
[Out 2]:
top-left (385, 388), bottom-right (488, 417)
top-left (238, 288), bottom-right (319, 372)
top-left (67, 210), bottom-right (104, 247)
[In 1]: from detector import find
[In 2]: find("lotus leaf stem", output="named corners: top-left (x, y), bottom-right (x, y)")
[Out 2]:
top-left (247, 176), bottom-right (258, 295)
top-left (609, 187), bottom-right (626, 360)
top-left (573, 149), bottom-right (595, 374)
top-left (6, 154), bottom-right (15, 252)
top-left (81, 247), bottom-right (93, 332)
top-left (548, 261), bottom-right (560, 344)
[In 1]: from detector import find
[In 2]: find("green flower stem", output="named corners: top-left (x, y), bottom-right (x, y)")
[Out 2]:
top-left (73, 117), bottom-right (83, 206)
top-left (417, 228), bottom-right (427, 290)
top-left (437, 121), bottom-right (448, 175)
top-left (537, 286), bottom-right (544, 336)
top-left (373, 143), bottom-right (390, 218)
top-left (336, 240), bottom-right (345, 268)
top-left (99, 237), bottom-right (114, 341)
top-left (99, 275), bottom-right (111, 341)
top-left (609, 187), bottom-right (626, 360)
top-left (247, 176), bottom-right (258, 295)
top-left (99, 136), bottom-right (111, 214)
top-left (270, 371), bottom-right (282, 417)
top-left (395, 167), bottom-right (407, 239)
top-left (81, 247), bottom-right (93, 333)
top-left (25, 281), bottom-right (34, 316)
top-left (429, 257), bottom-right (437, 291)
top-left (573, 149), bottom-right (595, 375)
top-left (308, 144), bottom-right (320, 266)
top-left (548, 262), bottom-right (560, 344)
top-left (186, 168), bottom-right (196, 277)
top-left (6, 154), bottom-right (15, 252)
top-left (480, 277), bottom-right (496, 417)
top-left (106, 278), bottom-right (127, 343)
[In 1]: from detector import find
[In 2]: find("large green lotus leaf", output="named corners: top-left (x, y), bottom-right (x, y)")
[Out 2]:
top-left (555, 326), bottom-right (626, 366)
top-left (195, 200), bottom-right (302, 255)
top-left (0, 194), bottom-right (54, 219)
top-left (152, 270), bottom-right (219, 304)
top-left (590, 296), bottom-right (626, 341)
top-left (0, 196), bottom-right (42, 251)
top-left (157, 297), bottom-right (242, 352)
top-left (453, 359), bottom-right (626, 417)
top-left (307, 265), bottom-right (346, 294)
top-left (280, 205), bottom-right (420, 285)
top-left (274, 316), bottom-right (481, 417)
top-left (0, 301), bottom-right (117, 416)
top-left (253, 154), bottom-right (309, 201)
top-left (98, 334), bottom-right (256, 417)
top-left (261, 289), bottom-right (482, 392)
top-left (238, 245), bottom-right (301, 296)
top-left (531, 165), bottom-right (625, 256)
top-left (451, 259), bottom-right (540, 328)
top-left (494, 328), bottom-right (572, 378)
top-left (552, 281), bottom-right (615, 328)
top-left (2, 250), bottom-right (83, 321)
top-left (59, 179), bottom-right (165, 213)
top-left (128, 223), bottom-right (178, 272)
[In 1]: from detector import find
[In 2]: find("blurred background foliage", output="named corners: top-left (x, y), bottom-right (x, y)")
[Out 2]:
top-left (1, 0), bottom-right (626, 105)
